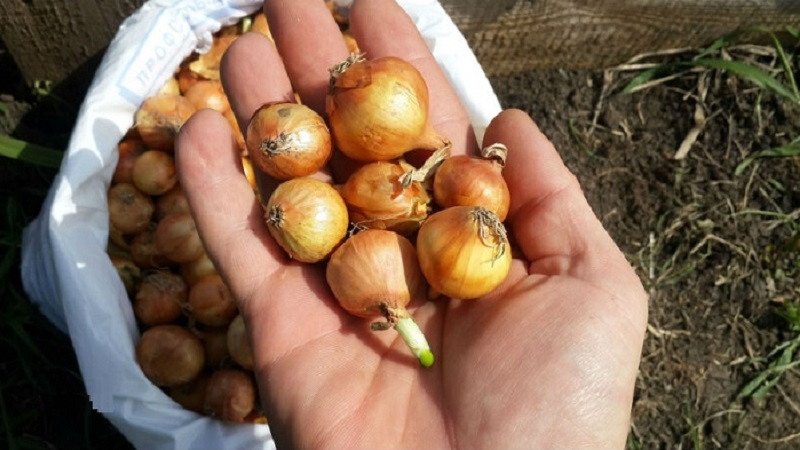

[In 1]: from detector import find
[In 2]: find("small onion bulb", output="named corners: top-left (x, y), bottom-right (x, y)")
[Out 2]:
top-left (416, 206), bottom-right (512, 299)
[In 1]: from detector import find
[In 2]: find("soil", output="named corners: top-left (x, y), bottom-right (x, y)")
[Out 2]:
top-left (3, 42), bottom-right (800, 449)
top-left (489, 63), bottom-right (800, 448)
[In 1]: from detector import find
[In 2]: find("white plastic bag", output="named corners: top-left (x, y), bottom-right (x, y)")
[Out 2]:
top-left (20, 1), bottom-right (501, 449)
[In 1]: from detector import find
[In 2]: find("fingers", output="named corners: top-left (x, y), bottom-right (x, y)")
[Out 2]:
top-left (264, 0), bottom-right (350, 114)
top-left (175, 110), bottom-right (284, 306)
top-left (220, 32), bottom-right (293, 135)
top-left (348, 0), bottom-right (477, 156)
top-left (484, 109), bottom-right (646, 301)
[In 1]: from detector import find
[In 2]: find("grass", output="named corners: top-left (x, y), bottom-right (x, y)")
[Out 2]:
top-left (1, 91), bottom-right (133, 449)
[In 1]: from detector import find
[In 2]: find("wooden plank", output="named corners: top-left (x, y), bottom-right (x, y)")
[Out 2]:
top-left (2, 0), bottom-right (800, 87)
top-left (0, 0), bottom-right (146, 86)
top-left (440, 0), bottom-right (800, 76)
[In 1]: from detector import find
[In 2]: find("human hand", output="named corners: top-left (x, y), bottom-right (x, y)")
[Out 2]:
top-left (175, 0), bottom-right (648, 449)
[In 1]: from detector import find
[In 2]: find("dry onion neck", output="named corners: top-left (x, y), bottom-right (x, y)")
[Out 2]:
top-left (399, 142), bottom-right (452, 189)
top-left (266, 205), bottom-right (283, 228)
top-left (481, 143), bottom-right (508, 167)
top-left (328, 52), bottom-right (367, 91)
top-left (472, 207), bottom-right (509, 264)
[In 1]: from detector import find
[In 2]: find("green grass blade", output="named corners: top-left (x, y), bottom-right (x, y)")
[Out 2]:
top-left (734, 143), bottom-right (800, 175)
top-left (0, 135), bottom-right (63, 169)
top-left (621, 62), bottom-right (690, 94)
top-left (692, 58), bottom-right (800, 104)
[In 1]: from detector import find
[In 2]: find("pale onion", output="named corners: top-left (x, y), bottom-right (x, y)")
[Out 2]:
top-left (339, 160), bottom-right (430, 235)
top-left (326, 229), bottom-right (433, 367)
top-left (136, 324), bottom-right (205, 387)
top-left (416, 206), bottom-right (512, 299)
top-left (326, 55), bottom-right (449, 162)
top-left (246, 102), bottom-right (332, 180)
top-left (433, 143), bottom-right (511, 221)
top-left (264, 178), bottom-right (349, 263)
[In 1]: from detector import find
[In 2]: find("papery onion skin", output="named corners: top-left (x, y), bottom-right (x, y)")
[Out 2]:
top-left (417, 206), bottom-right (512, 299)
top-left (246, 102), bottom-right (332, 180)
top-left (154, 212), bottom-right (206, 264)
top-left (187, 274), bottom-right (238, 328)
top-left (326, 56), bottom-right (446, 162)
top-left (433, 155), bottom-right (510, 222)
top-left (204, 368), bottom-right (256, 422)
top-left (133, 270), bottom-right (188, 326)
top-left (113, 139), bottom-right (145, 184)
top-left (326, 229), bottom-right (421, 318)
top-left (167, 374), bottom-right (211, 414)
top-left (130, 229), bottom-right (172, 269)
top-left (340, 160), bottom-right (430, 235)
top-left (134, 94), bottom-right (197, 151)
top-left (136, 324), bottom-right (205, 387)
top-left (227, 314), bottom-right (254, 370)
top-left (132, 149), bottom-right (178, 196)
top-left (265, 178), bottom-right (349, 263)
top-left (108, 182), bottom-right (155, 235)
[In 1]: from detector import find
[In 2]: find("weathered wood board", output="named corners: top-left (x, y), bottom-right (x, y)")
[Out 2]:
top-left (2, 0), bottom-right (799, 85)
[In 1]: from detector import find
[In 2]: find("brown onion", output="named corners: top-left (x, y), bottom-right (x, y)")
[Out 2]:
top-left (200, 327), bottom-right (230, 370)
top-left (130, 229), bottom-right (172, 269)
top-left (132, 150), bottom-right (177, 196)
top-left (136, 324), bottom-right (205, 387)
top-left (134, 94), bottom-right (197, 151)
top-left (112, 139), bottom-right (145, 184)
top-left (155, 185), bottom-right (191, 220)
top-left (326, 55), bottom-right (449, 162)
top-left (326, 229), bottom-right (433, 367)
top-left (180, 252), bottom-right (218, 286)
top-left (108, 183), bottom-right (154, 235)
top-left (154, 212), bottom-right (205, 263)
top-left (433, 143), bottom-right (510, 221)
top-left (265, 178), bottom-right (349, 263)
top-left (133, 270), bottom-right (188, 326)
top-left (184, 80), bottom-right (230, 113)
top-left (109, 254), bottom-right (141, 296)
top-left (204, 368), bottom-right (256, 422)
top-left (339, 160), bottom-right (429, 235)
top-left (167, 374), bottom-right (210, 414)
top-left (246, 102), bottom-right (332, 180)
top-left (227, 315), bottom-right (253, 370)
top-left (416, 206), bottom-right (512, 299)
top-left (187, 274), bottom-right (238, 327)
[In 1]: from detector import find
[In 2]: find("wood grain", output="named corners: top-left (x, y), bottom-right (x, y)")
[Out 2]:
top-left (2, 0), bottom-right (799, 85)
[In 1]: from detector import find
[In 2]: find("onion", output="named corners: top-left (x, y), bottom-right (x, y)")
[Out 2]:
top-left (433, 143), bottom-right (510, 221)
top-left (108, 182), bottom-right (154, 235)
top-left (155, 185), bottom-right (191, 220)
top-left (133, 270), bottom-right (188, 326)
top-left (339, 160), bottom-right (430, 234)
top-left (326, 55), bottom-right (449, 162)
top-left (130, 228), bottom-right (172, 269)
top-left (204, 368), bottom-right (256, 422)
top-left (132, 149), bottom-right (177, 196)
top-left (225, 108), bottom-right (247, 154)
top-left (187, 274), bottom-right (238, 328)
top-left (200, 327), bottom-right (230, 370)
top-left (136, 324), bottom-right (205, 387)
top-left (154, 212), bottom-right (206, 264)
top-left (227, 315), bottom-right (253, 370)
top-left (264, 178), bottom-right (349, 263)
top-left (167, 374), bottom-right (210, 414)
top-left (246, 102), bottom-right (332, 180)
top-left (326, 229), bottom-right (433, 367)
top-left (112, 139), bottom-right (145, 184)
top-left (134, 94), bottom-right (197, 151)
top-left (177, 64), bottom-right (205, 94)
top-left (158, 76), bottom-right (181, 96)
top-left (189, 34), bottom-right (237, 80)
top-left (109, 254), bottom-right (141, 296)
top-left (416, 206), bottom-right (512, 299)
top-left (184, 80), bottom-right (230, 113)
top-left (180, 251), bottom-right (218, 286)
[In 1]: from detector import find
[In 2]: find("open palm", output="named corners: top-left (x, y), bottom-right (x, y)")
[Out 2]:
top-left (176, 1), bottom-right (648, 449)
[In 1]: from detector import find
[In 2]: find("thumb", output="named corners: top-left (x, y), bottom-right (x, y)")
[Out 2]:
top-left (483, 109), bottom-right (646, 308)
